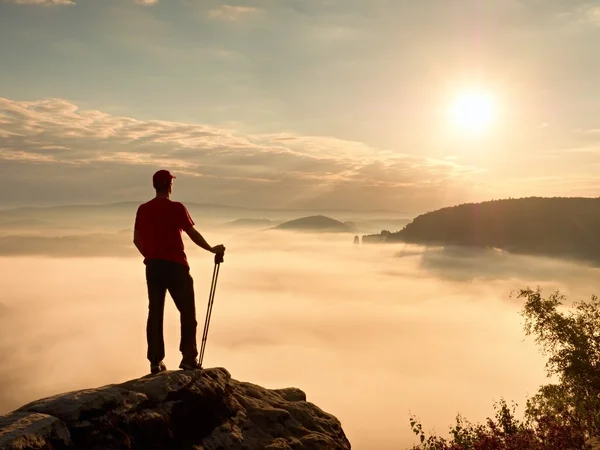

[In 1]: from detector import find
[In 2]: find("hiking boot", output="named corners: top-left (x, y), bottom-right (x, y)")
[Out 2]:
top-left (179, 358), bottom-right (202, 370)
top-left (151, 361), bottom-right (167, 374)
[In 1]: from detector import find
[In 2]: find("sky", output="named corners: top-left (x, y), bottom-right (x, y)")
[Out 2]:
top-left (2, 0), bottom-right (600, 211)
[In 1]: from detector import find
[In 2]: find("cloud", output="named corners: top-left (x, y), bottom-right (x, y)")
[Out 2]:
top-left (0, 232), bottom-right (133, 257)
top-left (583, 6), bottom-right (600, 25)
top-left (2, 230), bottom-right (591, 447)
top-left (0, 97), bottom-right (480, 210)
top-left (208, 4), bottom-right (258, 21)
top-left (2, 0), bottom-right (158, 4)
top-left (2, 0), bottom-right (74, 4)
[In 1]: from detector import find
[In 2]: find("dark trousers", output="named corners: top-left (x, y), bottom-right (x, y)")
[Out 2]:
top-left (145, 259), bottom-right (198, 364)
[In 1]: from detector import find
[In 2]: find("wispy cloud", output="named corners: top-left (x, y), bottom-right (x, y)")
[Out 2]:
top-left (0, 97), bottom-right (480, 209)
top-left (208, 4), bottom-right (258, 21)
top-left (2, 0), bottom-right (158, 5)
top-left (583, 6), bottom-right (600, 25)
top-left (2, 0), bottom-right (74, 4)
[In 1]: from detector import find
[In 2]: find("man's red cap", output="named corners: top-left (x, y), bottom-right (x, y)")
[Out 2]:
top-left (152, 169), bottom-right (176, 187)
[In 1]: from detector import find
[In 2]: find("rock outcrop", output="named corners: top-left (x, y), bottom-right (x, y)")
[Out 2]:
top-left (588, 437), bottom-right (600, 450)
top-left (0, 368), bottom-right (351, 450)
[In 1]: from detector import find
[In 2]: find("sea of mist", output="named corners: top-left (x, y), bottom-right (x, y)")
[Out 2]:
top-left (1, 222), bottom-right (599, 449)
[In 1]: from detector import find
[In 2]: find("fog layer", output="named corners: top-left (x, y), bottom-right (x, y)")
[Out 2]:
top-left (1, 228), bottom-right (596, 449)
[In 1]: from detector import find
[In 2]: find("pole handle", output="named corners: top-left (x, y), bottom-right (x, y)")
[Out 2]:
top-left (214, 251), bottom-right (224, 265)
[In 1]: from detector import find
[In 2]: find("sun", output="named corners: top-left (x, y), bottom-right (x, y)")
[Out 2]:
top-left (447, 88), bottom-right (496, 136)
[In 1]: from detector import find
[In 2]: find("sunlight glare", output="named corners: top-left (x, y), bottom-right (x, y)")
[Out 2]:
top-left (448, 88), bottom-right (496, 136)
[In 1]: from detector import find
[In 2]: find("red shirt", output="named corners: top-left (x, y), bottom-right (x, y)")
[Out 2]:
top-left (134, 198), bottom-right (195, 267)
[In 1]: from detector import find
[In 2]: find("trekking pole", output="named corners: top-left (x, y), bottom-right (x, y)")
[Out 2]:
top-left (199, 251), bottom-right (224, 369)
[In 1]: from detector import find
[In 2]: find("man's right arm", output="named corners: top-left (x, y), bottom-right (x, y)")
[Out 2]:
top-left (179, 204), bottom-right (225, 254)
top-left (184, 226), bottom-right (223, 254)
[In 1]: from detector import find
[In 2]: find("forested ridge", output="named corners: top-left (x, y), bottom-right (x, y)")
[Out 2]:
top-left (368, 197), bottom-right (600, 262)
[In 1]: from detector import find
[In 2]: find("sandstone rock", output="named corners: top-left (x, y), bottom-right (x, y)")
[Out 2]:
top-left (17, 387), bottom-right (148, 423)
top-left (119, 368), bottom-right (231, 404)
top-left (0, 368), bottom-right (350, 450)
top-left (273, 388), bottom-right (306, 403)
top-left (587, 437), bottom-right (600, 450)
top-left (0, 412), bottom-right (71, 450)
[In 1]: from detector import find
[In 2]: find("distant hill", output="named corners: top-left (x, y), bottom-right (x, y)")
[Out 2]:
top-left (221, 218), bottom-right (278, 228)
top-left (274, 215), bottom-right (354, 233)
top-left (362, 197), bottom-right (600, 263)
top-left (0, 202), bottom-right (409, 232)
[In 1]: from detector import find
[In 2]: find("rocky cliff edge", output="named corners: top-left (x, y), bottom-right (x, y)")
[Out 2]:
top-left (0, 367), bottom-right (351, 450)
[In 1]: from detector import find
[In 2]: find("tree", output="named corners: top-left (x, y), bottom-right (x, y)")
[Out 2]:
top-left (518, 287), bottom-right (600, 440)
top-left (407, 286), bottom-right (600, 449)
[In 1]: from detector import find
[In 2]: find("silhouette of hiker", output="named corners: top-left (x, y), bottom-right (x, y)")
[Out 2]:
top-left (133, 170), bottom-right (225, 374)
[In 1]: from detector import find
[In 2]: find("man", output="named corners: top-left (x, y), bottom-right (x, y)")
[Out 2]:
top-left (133, 169), bottom-right (225, 374)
